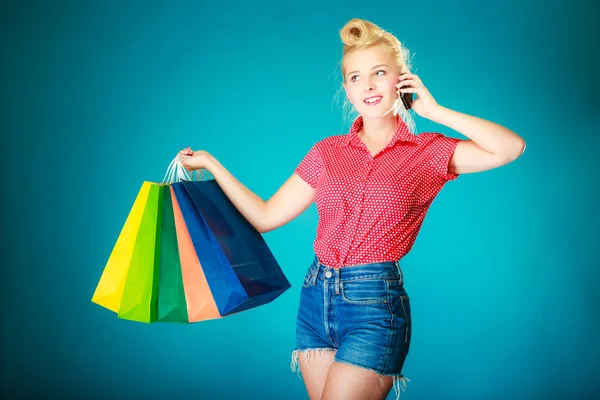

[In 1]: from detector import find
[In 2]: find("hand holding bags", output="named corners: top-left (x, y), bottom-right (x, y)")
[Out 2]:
top-left (92, 155), bottom-right (291, 323)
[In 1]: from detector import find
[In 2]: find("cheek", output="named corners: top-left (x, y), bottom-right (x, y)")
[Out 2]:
top-left (345, 86), bottom-right (361, 104)
top-left (381, 77), bottom-right (399, 93)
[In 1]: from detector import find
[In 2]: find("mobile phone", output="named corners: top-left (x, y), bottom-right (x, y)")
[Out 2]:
top-left (398, 72), bottom-right (413, 110)
top-left (400, 89), bottom-right (413, 110)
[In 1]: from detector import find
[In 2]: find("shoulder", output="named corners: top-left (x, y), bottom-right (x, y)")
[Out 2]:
top-left (316, 134), bottom-right (347, 148)
top-left (305, 134), bottom-right (348, 155)
top-left (415, 132), bottom-right (459, 145)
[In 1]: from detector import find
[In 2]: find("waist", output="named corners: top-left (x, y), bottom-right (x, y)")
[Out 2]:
top-left (310, 254), bottom-right (404, 283)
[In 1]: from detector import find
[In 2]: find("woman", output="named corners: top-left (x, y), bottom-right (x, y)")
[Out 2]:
top-left (180, 18), bottom-right (525, 400)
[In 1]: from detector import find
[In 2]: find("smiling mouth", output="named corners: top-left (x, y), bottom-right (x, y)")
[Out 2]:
top-left (364, 96), bottom-right (382, 105)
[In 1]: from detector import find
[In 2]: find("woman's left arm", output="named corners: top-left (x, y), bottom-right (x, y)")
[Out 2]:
top-left (428, 106), bottom-right (526, 174)
top-left (398, 73), bottom-right (526, 175)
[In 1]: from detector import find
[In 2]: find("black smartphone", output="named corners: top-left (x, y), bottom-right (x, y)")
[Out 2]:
top-left (398, 72), bottom-right (413, 110)
top-left (400, 89), bottom-right (413, 110)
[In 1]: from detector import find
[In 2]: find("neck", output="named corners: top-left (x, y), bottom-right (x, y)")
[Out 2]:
top-left (358, 114), bottom-right (398, 143)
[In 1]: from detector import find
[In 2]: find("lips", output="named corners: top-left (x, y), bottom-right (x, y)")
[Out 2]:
top-left (364, 96), bottom-right (382, 106)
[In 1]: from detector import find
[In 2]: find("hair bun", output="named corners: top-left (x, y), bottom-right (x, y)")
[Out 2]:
top-left (339, 18), bottom-right (411, 76)
top-left (340, 18), bottom-right (383, 49)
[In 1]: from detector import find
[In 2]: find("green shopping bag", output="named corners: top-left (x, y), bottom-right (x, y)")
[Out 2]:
top-left (117, 183), bottom-right (164, 323)
top-left (157, 185), bottom-right (188, 323)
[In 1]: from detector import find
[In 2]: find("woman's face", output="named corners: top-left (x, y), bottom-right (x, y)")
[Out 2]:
top-left (342, 44), bottom-right (400, 119)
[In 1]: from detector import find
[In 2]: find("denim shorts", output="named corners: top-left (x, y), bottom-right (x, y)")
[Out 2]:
top-left (291, 255), bottom-right (412, 397)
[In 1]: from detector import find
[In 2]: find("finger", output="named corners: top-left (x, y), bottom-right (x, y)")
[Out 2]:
top-left (399, 73), bottom-right (423, 85)
top-left (398, 87), bottom-right (420, 94)
top-left (395, 79), bottom-right (420, 88)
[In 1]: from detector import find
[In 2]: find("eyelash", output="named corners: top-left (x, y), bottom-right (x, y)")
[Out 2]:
top-left (350, 70), bottom-right (386, 82)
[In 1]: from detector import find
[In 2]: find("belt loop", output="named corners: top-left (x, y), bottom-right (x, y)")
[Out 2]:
top-left (395, 260), bottom-right (404, 286)
top-left (335, 268), bottom-right (340, 295)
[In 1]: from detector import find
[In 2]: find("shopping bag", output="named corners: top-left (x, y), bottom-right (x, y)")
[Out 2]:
top-left (172, 177), bottom-right (291, 316)
top-left (156, 185), bottom-right (189, 323)
top-left (93, 154), bottom-right (290, 324)
top-left (117, 183), bottom-right (163, 323)
top-left (91, 182), bottom-right (152, 312)
top-left (170, 187), bottom-right (221, 322)
top-left (171, 182), bottom-right (245, 316)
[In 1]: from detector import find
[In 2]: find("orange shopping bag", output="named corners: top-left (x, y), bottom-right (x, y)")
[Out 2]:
top-left (171, 187), bottom-right (221, 322)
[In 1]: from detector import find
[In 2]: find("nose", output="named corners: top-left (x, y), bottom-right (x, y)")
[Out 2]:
top-left (363, 77), bottom-right (375, 92)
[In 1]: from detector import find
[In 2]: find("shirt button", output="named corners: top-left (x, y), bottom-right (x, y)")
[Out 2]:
top-left (325, 270), bottom-right (333, 278)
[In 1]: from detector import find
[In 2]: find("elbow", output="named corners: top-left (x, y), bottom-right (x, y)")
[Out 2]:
top-left (254, 204), bottom-right (271, 234)
top-left (505, 137), bottom-right (526, 162)
top-left (257, 223), bottom-right (278, 234)
top-left (257, 202), bottom-right (281, 233)
top-left (515, 138), bottom-right (526, 160)
top-left (256, 224), bottom-right (270, 234)
top-left (255, 217), bottom-right (274, 234)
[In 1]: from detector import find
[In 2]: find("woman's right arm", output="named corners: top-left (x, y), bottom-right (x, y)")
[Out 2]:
top-left (181, 150), bottom-right (315, 233)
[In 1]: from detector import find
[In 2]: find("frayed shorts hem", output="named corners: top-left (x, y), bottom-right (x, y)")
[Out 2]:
top-left (333, 355), bottom-right (407, 379)
top-left (290, 347), bottom-right (336, 376)
top-left (290, 349), bottom-right (410, 400)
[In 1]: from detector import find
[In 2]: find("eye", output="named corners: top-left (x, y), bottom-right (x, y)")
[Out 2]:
top-left (350, 75), bottom-right (359, 82)
top-left (375, 70), bottom-right (386, 76)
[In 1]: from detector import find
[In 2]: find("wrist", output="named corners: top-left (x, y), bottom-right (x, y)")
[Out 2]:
top-left (203, 153), bottom-right (218, 172)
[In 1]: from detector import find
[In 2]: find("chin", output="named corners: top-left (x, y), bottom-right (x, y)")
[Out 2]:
top-left (360, 107), bottom-right (392, 120)
top-left (357, 101), bottom-right (394, 119)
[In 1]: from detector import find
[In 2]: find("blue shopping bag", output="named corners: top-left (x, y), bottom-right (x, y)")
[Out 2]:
top-left (171, 178), bottom-right (291, 316)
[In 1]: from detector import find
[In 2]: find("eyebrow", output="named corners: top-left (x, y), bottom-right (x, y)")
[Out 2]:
top-left (346, 64), bottom-right (389, 77)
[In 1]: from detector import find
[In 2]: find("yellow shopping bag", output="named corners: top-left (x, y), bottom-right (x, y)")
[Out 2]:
top-left (91, 182), bottom-right (152, 312)
top-left (117, 183), bottom-right (163, 323)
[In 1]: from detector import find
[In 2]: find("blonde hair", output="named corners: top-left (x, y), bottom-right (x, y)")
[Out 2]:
top-left (334, 18), bottom-right (416, 133)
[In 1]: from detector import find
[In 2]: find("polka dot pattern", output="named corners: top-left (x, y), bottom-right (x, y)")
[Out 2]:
top-left (295, 115), bottom-right (461, 268)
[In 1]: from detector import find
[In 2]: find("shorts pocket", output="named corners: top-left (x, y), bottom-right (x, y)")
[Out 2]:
top-left (301, 264), bottom-right (317, 288)
top-left (399, 295), bottom-right (412, 349)
top-left (341, 278), bottom-right (388, 304)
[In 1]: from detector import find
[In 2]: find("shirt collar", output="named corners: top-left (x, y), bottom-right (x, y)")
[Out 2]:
top-left (336, 115), bottom-right (419, 148)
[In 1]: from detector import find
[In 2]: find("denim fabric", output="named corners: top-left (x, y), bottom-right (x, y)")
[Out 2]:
top-left (293, 255), bottom-right (411, 378)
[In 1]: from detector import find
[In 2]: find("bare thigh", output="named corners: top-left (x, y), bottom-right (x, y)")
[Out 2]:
top-left (298, 349), bottom-right (337, 400)
top-left (321, 361), bottom-right (393, 400)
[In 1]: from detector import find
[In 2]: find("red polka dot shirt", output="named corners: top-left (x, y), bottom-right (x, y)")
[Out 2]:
top-left (295, 115), bottom-right (461, 268)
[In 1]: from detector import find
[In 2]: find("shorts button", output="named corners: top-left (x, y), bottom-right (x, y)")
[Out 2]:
top-left (325, 271), bottom-right (332, 278)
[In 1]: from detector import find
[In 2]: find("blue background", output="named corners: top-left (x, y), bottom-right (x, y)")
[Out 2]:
top-left (2, 0), bottom-right (599, 399)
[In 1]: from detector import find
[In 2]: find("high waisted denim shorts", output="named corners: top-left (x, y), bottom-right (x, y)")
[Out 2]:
top-left (291, 255), bottom-right (412, 397)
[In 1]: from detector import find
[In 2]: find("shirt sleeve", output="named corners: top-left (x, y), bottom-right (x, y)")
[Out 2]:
top-left (427, 134), bottom-right (461, 182)
top-left (294, 144), bottom-right (322, 189)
